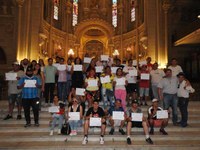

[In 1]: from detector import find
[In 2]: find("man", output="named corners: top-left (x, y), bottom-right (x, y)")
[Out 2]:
top-left (148, 99), bottom-right (168, 135)
top-left (108, 99), bottom-right (126, 135)
top-left (82, 100), bottom-right (106, 145)
top-left (150, 63), bottom-right (165, 100)
top-left (126, 99), bottom-right (153, 145)
top-left (20, 58), bottom-right (29, 72)
top-left (4, 62), bottom-right (24, 120)
top-left (44, 58), bottom-right (57, 105)
top-left (158, 69), bottom-right (179, 126)
top-left (17, 66), bottom-right (41, 127)
top-left (177, 72), bottom-right (195, 127)
top-left (168, 58), bottom-right (183, 77)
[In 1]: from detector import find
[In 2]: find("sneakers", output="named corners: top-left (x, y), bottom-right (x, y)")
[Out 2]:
top-left (3, 114), bottom-right (13, 120)
top-left (24, 123), bottom-right (31, 128)
top-left (82, 136), bottom-right (88, 145)
top-left (99, 136), bottom-right (104, 144)
top-left (160, 128), bottom-right (168, 135)
top-left (49, 130), bottom-right (54, 136)
top-left (146, 137), bottom-right (153, 144)
top-left (34, 123), bottom-right (39, 127)
top-left (57, 129), bottom-right (61, 134)
top-left (17, 115), bottom-right (22, 120)
top-left (70, 130), bottom-right (77, 136)
top-left (149, 128), bottom-right (154, 135)
top-left (127, 137), bottom-right (132, 145)
top-left (109, 128), bottom-right (114, 135)
top-left (119, 128), bottom-right (125, 135)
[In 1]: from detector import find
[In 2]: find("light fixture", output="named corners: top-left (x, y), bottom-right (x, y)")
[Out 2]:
top-left (198, 15), bottom-right (200, 19)
top-left (113, 49), bottom-right (119, 56)
top-left (127, 47), bottom-right (131, 51)
top-left (68, 48), bottom-right (74, 55)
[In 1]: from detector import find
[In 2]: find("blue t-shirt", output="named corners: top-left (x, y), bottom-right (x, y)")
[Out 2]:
top-left (108, 106), bottom-right (124, 116)
top-left (18, 75), bottom-right (41, 99)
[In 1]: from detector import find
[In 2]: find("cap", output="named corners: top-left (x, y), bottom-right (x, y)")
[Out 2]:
top-left (132, 99), bottom-right (139, 104)
top-left (152, 98), bottom-right (158, 103)
top-left (26, 66), bottom-right (33, 72)
top-left (58, 101), bottom-right (65, 105)
top-left (177, 72), bottom-right (185, 77)
top-left (12, 61), bottom-right (19, 65)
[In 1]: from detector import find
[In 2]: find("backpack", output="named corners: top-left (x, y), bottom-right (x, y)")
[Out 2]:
top-left (61, 121), bottom-right (71, 135)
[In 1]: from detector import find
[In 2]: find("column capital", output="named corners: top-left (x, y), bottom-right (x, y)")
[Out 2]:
top-left (16, 0), bottom-right (25, 7)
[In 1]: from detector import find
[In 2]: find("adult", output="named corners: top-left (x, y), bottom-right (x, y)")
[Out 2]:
top-left (168, 58), bottom-right (183, 77)
top-left (20, 58), bottom-right (29, 72)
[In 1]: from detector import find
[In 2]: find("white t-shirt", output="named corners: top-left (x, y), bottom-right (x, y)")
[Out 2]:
top-left (168, 65), bottom-right (183, 77)
top-left (177, 80), bottom-right (195, 98)
top-left (150, 69), bottom-right (165, 85)
top-left (114, 76), bottom-right (127, 90)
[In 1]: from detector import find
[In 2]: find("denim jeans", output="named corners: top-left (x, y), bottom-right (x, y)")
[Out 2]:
top-left (101, 88), bottom-right (114, 109)
top-left (58, 82), bottom-right (67, 102)
top-left (50, 114), bottom-right (64, 130)
top-left (178, 97), bottom-right (189, 126)
top-left (68, 120), bottom-right (82, 130)
top-left (151, 84), bottom-right (159, 99)
top-left (163, 93), bottom-right (178, 124)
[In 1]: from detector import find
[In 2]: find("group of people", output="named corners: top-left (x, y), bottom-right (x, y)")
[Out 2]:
top-left (3, 55), bottom-right (195, 145)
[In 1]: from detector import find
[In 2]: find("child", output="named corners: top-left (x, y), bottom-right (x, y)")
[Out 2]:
top-left (49, 95), bottom-right (65, 135)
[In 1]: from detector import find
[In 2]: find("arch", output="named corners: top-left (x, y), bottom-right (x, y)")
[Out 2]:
top-left (0, 47), bottom-right (7, 64)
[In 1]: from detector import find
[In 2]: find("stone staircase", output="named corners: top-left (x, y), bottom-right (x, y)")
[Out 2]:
top-left (0, 100), bottom-right (200, 150)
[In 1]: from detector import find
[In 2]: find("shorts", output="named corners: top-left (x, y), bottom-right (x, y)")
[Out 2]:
top-left (139, 88), bottom-right (149, 97)
top-left (126, 83), bottom-right (138, 94)
top-left (8, 93), bottom-right (22, 106)
top-left (131, 121), bottom-right (143, 128)
top-left (153, 120), bottom-right (163, 127)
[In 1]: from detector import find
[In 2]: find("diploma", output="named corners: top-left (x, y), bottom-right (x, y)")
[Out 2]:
top-left (139, 60), bottom-right (147, 66)
top-left (141, 73), bottom-right (150, 80)
top-left (112, 111), bottom-right (124, 120)
top-left (111, 67), bottom-right (119, 74)
top-left (5, 73), bottom-right (17, 81)
top-left (101, 55), bottom-right (109, 61)
top-left (132, 60), bottom-right (137, 66)
top-left (57, 64), bottom-right (66, 71)
top-left (95, 66), bottom-right (104, 73)
top-left (48, 106), bottom-right (59, 113)
top-left (131, 113), bottom-right (143, 122)
top-left (88, 79), bottom-right (98, 87)
top-left (116, 77), bottom-right (125, 86)
top-left (53, 63), bottom-right (60, 68)
top-left (156, 110), bottom-right (168, 119)
top-left (129, 70), bottom-right (137, 76)
top-left (100, 75), bottom-right (111, 84)
top-left (73, 65), bottom-right (83, 71)
top-left (89, 117), bottom-right (102, 126)
top-left (84, 57), bottom-right (92, 64)
top-left (76, 88), bottom-right (85, 96)
top-left (24, 80), bottom-right (36, 88)
top-left (68, 112), bottom-right (80, 120)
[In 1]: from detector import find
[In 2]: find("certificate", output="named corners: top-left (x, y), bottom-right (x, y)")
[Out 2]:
top-left (156, 110), bottom-right (168, 119)
top-left (57, 64), bottom-right (66, 71)
top-left (131, 113), bottom-right (143, 122)
top-left (111, 67), bottom-right (119, 74)
top-left (101, 55), bottom-right (109, 61)
top-left (100, 75), bottom-right (110, 84)
top-left (132, 60), bottom-right (137, 66)
top-left (88, 79), bottom-right (98, 87)
top-left (48, 106), bottom-right (59, 113)
top-left (116, 77), bottom-right (125, 86)
top-left (73, 65), bottom-right (83, 71)
top-left (84, 57), bottom-right (92, 64)
top-left (5, 73), bottom-right (17, 81)
top-left (112, 111), bottom-right (124, 120)
top-left (139, 60), bottom-right (147, 66)
top-left (89, 117), bottom-right (102, 126)
top-left (67, 65), bottom-right (72, 71)
top-left (24, 80), bottom-right (36, 88)
top-left (129, 70), bottom-right (137, 76)
top-left (141, 73), bottom-right (150, 80)
top-left (68, 112), bottom-right (80, 121)
top-left (53, 63), bottom-right (60, 68)
top-left (76, 88), bottom-right (85, 96)
top-left (95, 66), bottom-right (104, 73)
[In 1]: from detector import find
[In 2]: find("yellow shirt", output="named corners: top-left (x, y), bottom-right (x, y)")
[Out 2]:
top-left (85, 77), bottom-right (99, 91)
top-left (101, 73), bottom-right (115, 90)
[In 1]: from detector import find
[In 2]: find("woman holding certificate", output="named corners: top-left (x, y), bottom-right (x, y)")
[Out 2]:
top-left (67, 97), bottom-right (83, 136)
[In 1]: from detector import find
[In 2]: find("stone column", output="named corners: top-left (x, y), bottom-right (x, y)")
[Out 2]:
top-left (118, 0), bottom-right (123, 61)
top-left (135, 0), bottom-right (139, 68)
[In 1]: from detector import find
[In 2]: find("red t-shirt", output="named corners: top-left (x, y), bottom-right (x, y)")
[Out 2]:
top-left (139, 70), bottom-right (150, 88)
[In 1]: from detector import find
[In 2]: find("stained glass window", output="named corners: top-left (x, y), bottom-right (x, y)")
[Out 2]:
top-left (53, 0), bottom-right (59, 20)
top-left (131, 0), bottom-right (135, 22)
top-left (112, 0), bottom-right (117, 27)
top-left (73, 0), bottom-right (78, 26)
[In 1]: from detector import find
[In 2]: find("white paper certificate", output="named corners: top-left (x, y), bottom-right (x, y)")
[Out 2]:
top-left (57, 65), bottom-right (66, 71)
top-left (5, 73), bottom-right (17, 81)
top-left (100, 75), bottom-right (110, 84)
top-left (95, 66), bottom-right (104, 73)
top-left (101, 55), bottom-right (109, 61)
top-left (69, 112), bottom-right (80, 121)
top-left (132, 60), bottom-right (137, 66)
top-left (156, 110), bottom-right (168, 119)
top-left (141, 73), bottom-right (150, 80)
top-left (88, 79), bottom-right (98, 87)
top-left (112, 111), bottom-right (124, 120)
top-left (48, 106), bottom-right (59, 113)
top-left (131, 113), bottom-right (143, 122)
top-left (139, 60), bottom-right (147, 66)
top-left (67, 65), bottom-right (72, 71)
top-left (129, 70), bottom-right (138, 76)
top-left (89, 117), bottom-right (102, 126)
top-left (84, 57), bottom-right (92, 63)
top-left (53, 63), bottom-right (60, 68)
top-left (24, 80), bottom-right (36, 88)
top-left (73, 65), bottom-right (83, 71)
top-left (111, 67), bottom-right (119, 74)
top-left (76, 88), bottom-right (85, 96)
top-left (116, 77), bottom-right (125, 86)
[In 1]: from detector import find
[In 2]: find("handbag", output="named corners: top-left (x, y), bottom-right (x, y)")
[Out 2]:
top-left (61, 121), bottom-right (71, 135)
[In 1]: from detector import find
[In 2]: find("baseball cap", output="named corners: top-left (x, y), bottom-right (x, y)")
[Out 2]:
top-left (177, 72), bottom-right (185, 77)
top-left (152, 98), bottom-right (158, 103)
top-left (132, 99), bottom-right (139, 104)
top-left (12, 61), bottom-right (19, 65)
top-left (26, 66), bottom-right (33, 72)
